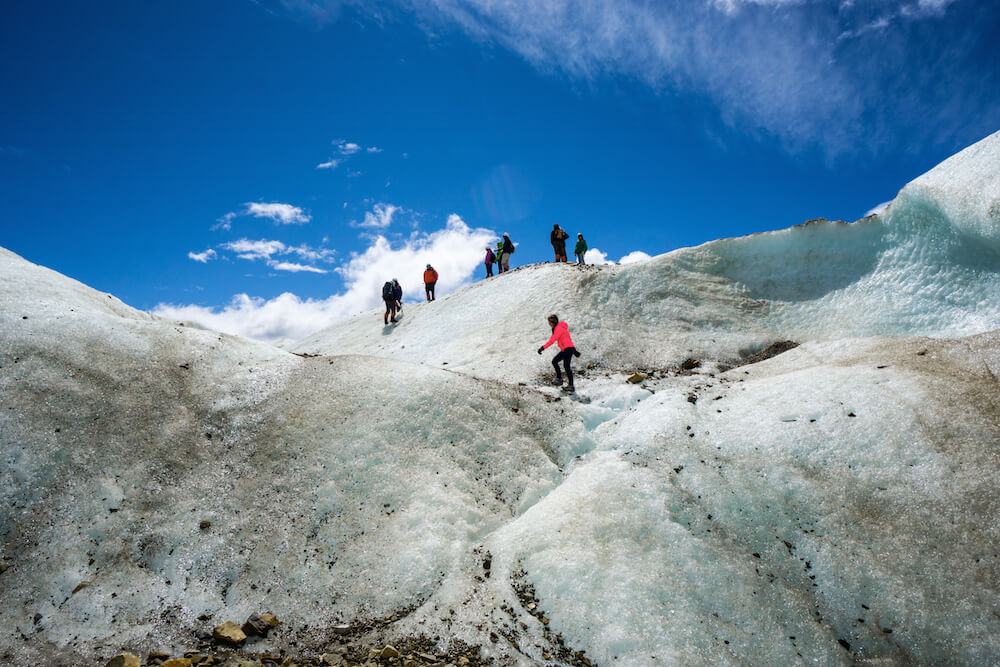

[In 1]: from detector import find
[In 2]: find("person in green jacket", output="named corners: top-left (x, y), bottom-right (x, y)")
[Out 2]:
top-left (574, 233), bottom-right (588, 265)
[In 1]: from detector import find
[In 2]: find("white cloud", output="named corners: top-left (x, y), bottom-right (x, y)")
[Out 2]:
top-left (398, 0), bottom-right (974, 156)
top-left (188, 249), bottom-right (217, 263)
top-left (215, 202), bottom-right (311, 229)
top-left (245, 202), bottom-right (311, 225)
top-left (223, 239), bottom-right (287, 260)
top-left (153, 215), bottom-right (494, 343)
top-left (619, 251), bottom-right (652, 264)
top-left (270, 261), bottom-right (328, 274)
top-left (584, 248), bottom-right (613, 265)
top-left (318, 140), bottom-right (383, 170)
top-left (584, 248), bottom-right (651, 264)
top-left (353, 202), bottom-right (400, 229)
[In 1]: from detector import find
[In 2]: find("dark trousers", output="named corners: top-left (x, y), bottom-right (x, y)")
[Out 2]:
top-left (486, 263), bottom-right (493, 277)
top-left (384, 299), bottom-right (397, 321)
top-left (425, 281), bottom-right (436, 300)
top-left (552, 346), bottom-right (576, 387)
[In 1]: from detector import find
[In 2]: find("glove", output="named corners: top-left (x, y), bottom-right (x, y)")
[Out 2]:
top-left (537, 346), bottom-right (544, 355)
top-left (573, 349), bottom-right (581, 358)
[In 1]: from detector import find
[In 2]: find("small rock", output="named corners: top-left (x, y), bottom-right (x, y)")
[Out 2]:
top-left (105, 654), bottom-right (141, 667)
top-left (161, 660), bottom-right (193, 667)
top-left (149, 651), bottom-right (171, 661)
top-left (332, 623), bottom-right (351, 635)
top-left (212, 621), bottom-right (247, 646)
top-left (242, 613), bottom-right (272, 637)
top-left (0, 561), bottom-right (8, 574)
top-left (380, 645), bottom-right (400, 659)
top-left (627, 373), bottom-right (646, 384)
top-left (260, 612), bottom-right (280, 627)
top-left (199, 519), bottom-right (211, 530)
top-left (680, 358), bottom-right (701, 370)
top-left (320, 653), bottom-right (343, 665)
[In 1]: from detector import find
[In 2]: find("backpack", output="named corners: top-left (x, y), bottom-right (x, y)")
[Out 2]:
top-left (382, 282), bottom-right (394, 300)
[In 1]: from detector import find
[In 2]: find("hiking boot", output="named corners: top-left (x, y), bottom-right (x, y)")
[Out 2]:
top-left (562, 385), bottom-right (576, 394)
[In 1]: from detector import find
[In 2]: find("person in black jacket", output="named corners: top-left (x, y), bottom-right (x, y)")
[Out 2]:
top-left (550, 224), bottom-right (569, 262)
top-left (382, 281), bottom-right (397, 324)
top-left (499, 233), bottom-right (515, 273)
top-left (392, 278), bottom-right (403, 314)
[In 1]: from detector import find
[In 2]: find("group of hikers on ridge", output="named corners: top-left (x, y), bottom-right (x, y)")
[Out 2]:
top-left (380, 227), bottom-right (587, 392)
top-left (381, 264), bottom-right (439, 324)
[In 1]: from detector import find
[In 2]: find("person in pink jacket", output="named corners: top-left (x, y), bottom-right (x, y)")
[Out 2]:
top-left (537, 314), bottom-right (581, 392)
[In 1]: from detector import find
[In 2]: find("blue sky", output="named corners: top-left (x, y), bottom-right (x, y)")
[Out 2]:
top-left (2, 0), bottom-right (998, 340)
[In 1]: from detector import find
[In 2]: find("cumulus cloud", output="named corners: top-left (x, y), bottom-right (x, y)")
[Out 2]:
top-left (353, 202), bottom-right (400, 229)
top-left (188, 249), bottom-right (217, 263)
top-left (245, 202), bottom-right (311, 224)
top-left (584, 248), bottom-right (652, 265)
top-left (215, 202), bottom-right (311, 229)
top-left (153, 215), bottom-right (495, 342)
top-left (619, 251), bottom-right (652, 264)
top-left (317, 159), bottom-right (341, 169)
top-left (216, 238), bottom-right (333, 272)
top-left (223, 239), bottom-right (288, 260)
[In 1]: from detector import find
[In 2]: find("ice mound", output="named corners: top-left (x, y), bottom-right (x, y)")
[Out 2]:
top-left (293, 130), bottom-right (1000, 380)
top-left (2, 130), bottom-right (1000, 666)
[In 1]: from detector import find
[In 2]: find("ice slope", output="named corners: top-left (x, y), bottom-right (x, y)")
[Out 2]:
top-left (0, 247), bottom-right (582, 664)
top-left (291, 130), bottom-right (1000, 382)
top-left (2, 129), bottom-right (1000, 666)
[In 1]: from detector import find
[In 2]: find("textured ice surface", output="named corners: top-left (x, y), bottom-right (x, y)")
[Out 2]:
top-left (2, 130), bottom-right (1000, 665)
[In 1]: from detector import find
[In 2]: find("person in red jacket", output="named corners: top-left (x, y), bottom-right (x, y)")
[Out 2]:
top-left (423, 264), bottom-right (439, 301)
top-left (537, 314), bottom-right (581, 392)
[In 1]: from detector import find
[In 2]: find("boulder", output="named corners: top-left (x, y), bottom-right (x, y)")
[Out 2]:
top-left (105, 654), bottom-right (141, 667)
top-left (212, 621), bottom-right (247, 646)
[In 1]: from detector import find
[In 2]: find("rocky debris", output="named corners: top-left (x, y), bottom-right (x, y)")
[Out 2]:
top-left (199, 519), bottom-right (212, 530)
top-left (243, 613), bottom-right (278, 638)
top-left (680, 358), bottom-right (701, 370)
top-left (379, 644), bottom-right (400, 659)
top-left (737, 340), bottom-right (799, 367)
top-left (105, 654), bottom-right (141, 667)
top-left (160, 659), bottom-right (193, 667)
top-left (213, 621), bottom-right (247, 646)
top-left (627, 372), bottom-right (646, 384)
top-left (0, 561), bottom-right (8, 574)
top-left (514, 574), bottom-right (595, 666)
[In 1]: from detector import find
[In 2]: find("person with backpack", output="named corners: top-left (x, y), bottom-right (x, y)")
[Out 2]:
top-left (392, 278), bottom-right (403, 314)
top-left (574, 233), bottom-right (588, 265)
top-left (499, 233), bottom-right (515, 273)
top-left (484, 246), bottom-right (495, 277)
top-left (382, 280), bottom-right (398, 324)
top-left (495, 241), bottom-right (505, 274)
top-left (423, 264), bottom-right (439, 301)
top-left (537, 314), bottom-right (581, 393)
top-left (550, 224), bottom-right (570, 262)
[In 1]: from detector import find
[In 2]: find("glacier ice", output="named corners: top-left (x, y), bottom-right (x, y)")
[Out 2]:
top-left (1, 130), bottom-right (999, 665)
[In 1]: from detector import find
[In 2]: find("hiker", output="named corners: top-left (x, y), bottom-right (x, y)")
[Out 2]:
top-left (574, 233), bottom-right (588, 265)
top-left (537, 314), bottom-right (581, 393)
top-left (495, 241), bottom-right (506, 274)
top-left (392, 278), bottom-right (403, 314)
top-left (484, 246), bottom-right (495, 277)
top-left (423, 264), bottom-right (438, 301)
top-left (550, 224), bottom-right (570, 262)
top-left (382, 280), bottom-right (398, 324)
top-left (500, 233), bottom-right (515, 273)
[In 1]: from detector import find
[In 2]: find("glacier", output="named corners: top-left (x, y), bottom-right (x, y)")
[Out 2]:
top-left (1, 130), bottom-right (999, 666)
